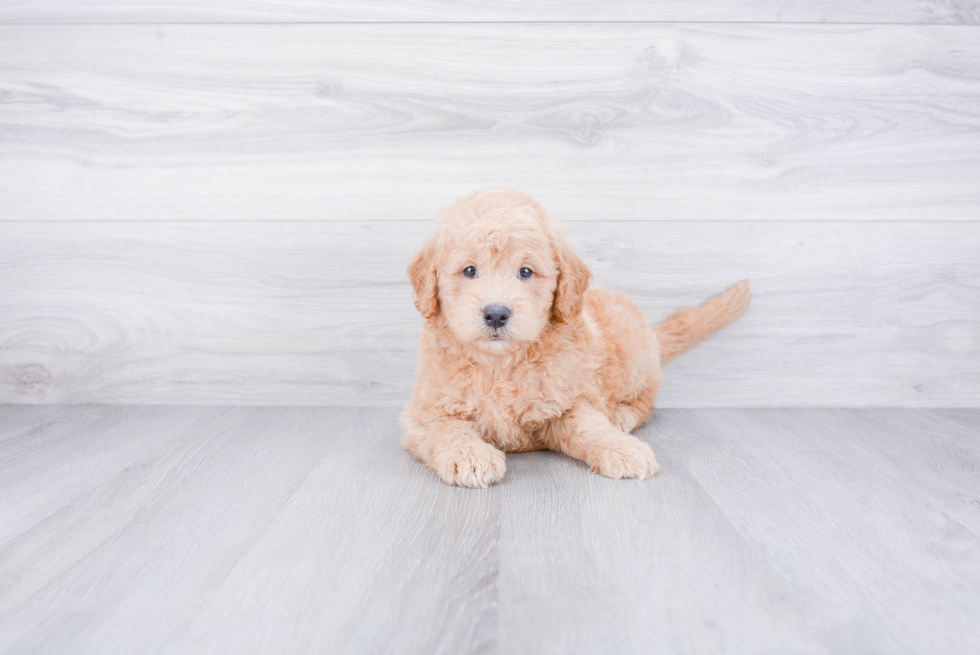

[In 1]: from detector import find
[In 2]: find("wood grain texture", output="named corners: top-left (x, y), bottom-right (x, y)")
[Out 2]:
top-left (1, 24), bottom-right (979, 222)
top-left (653, 408), bottom-right (980, 654)
top-left (0, 405), bottom-right (213, 544)
top-left (1, 220), bottom-right (977, 407)
top-left (0, 406), bottom-right (499, 654)
top-left (1, 0), bottom-right (979, 24)
top-left (1, 406), bottom-right (978, 653)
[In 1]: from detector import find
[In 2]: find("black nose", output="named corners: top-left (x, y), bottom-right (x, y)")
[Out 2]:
top-left (483, 304), bottom-right (510, 329)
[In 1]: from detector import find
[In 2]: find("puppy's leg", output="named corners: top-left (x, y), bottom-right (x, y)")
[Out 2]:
top-left (610, 377), bottom-right (659, 433)
top-left (609, 403), bottom-right (645, 433)
top-left (402, 416), bottom-right (506, 488)
top-left (547, 404), bottom-right (659, 480)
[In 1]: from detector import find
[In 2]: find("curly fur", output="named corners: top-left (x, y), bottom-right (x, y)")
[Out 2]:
top-left (400, 189), bottom-right (750, 487)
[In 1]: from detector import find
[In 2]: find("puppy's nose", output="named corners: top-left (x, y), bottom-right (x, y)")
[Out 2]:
top-left (483, 304), bottom-right (510, 329)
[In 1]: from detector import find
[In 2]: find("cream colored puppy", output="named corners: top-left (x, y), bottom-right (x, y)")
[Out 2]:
top-left (401, 189), bottom-right (750, 487)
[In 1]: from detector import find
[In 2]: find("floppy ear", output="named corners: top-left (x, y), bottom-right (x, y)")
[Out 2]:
top-left (408, 237), bottom-right (440, 319)
top-left (552, 238), bottom-right (592, 323)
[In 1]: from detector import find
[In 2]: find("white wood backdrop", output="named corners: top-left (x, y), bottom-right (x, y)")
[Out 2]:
top-left (2, 1), bottom-right (979, 24)
top-left (2, 25), bottom-right (980, 223)
top-left (1, 3), bottom-right (978, 407)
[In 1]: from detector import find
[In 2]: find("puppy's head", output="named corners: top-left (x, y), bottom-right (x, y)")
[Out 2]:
top-left (409, 189), bottom-right (591, 353)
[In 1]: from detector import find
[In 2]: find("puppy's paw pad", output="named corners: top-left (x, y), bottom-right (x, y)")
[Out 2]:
top-left (591, 439), bottom-right (659, 480)
top-left (434, 443), bottom-right (506, 488)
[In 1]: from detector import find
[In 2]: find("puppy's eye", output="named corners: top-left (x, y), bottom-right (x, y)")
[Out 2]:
top-left (519, 267), bottom-right (533, 280)
top-left (463, 266), bottom-right (477, 278)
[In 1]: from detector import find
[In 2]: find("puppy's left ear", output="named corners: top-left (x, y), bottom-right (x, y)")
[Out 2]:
top-left (552, 237), bottom-right (592, 323)
top-left (408, 236), bottom-right (440, 319)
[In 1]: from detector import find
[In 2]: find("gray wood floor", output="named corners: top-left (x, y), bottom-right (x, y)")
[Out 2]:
top-left (1, 406), bottom-right (977, 654)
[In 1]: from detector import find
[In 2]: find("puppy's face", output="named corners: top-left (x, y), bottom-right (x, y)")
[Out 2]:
top-left (409, 191), bottom-right (592, 354)
top-left (437, 221), bottom-right (557, 353)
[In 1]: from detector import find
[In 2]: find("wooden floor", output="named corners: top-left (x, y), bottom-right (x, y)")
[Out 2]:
top-left (1, 406), bottom-right (977, 654)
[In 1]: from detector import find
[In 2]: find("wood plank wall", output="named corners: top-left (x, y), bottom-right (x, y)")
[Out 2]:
top-left (1, 2), bottom-right (978, 407)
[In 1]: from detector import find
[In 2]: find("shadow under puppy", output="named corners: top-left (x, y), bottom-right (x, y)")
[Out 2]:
top-left (401, 189), bottom-right (750, 487)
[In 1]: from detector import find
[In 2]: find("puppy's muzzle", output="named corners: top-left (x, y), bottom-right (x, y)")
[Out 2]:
top-left (482, 304), bottom-right (510, 329)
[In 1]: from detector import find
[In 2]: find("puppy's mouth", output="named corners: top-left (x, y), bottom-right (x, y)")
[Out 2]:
top-left (482, 327), bottom-right (511, 343)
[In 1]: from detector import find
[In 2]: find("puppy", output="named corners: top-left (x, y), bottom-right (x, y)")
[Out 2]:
top-left (400, 189), bottom-right (750, 487)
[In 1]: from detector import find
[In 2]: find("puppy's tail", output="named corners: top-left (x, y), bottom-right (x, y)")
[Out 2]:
top-left (656, 280), bottom-right (751, 365)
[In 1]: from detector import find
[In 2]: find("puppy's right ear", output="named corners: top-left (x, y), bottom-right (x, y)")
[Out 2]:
top-left (408, 237), bottom-right (439, 319)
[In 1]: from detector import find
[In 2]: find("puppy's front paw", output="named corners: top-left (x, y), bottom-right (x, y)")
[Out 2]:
top-left (590, 437), bottom-right (660, 480)
top-left (432, 441), bottom-right (507, 488)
